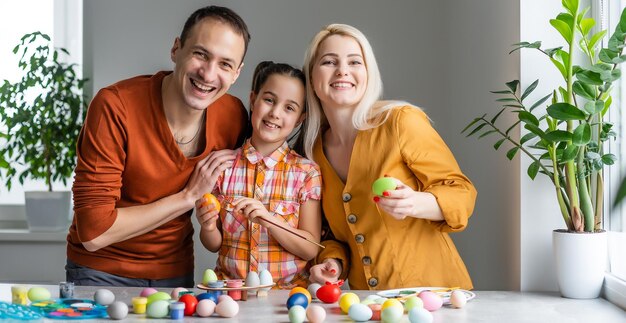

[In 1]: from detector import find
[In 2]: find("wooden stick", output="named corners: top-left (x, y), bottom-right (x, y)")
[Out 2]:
top-left (257, 217), bottom-right (325, 249)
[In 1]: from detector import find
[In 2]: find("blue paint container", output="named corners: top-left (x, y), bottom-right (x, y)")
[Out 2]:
top-left (169, 302), bottom-right (185, 320)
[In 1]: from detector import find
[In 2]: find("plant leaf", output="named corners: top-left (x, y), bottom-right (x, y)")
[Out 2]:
top-left (521, 80), bottom-right (539, 101)
top-left (547, 103), bottom-right (586, 120)
top-left (572, 123), bottom-right (591, 146)
top-left (505, 80), bottom-right (520, 93)
top-left (544, 130), bottom-right (572, 143)
top-left (550, 18), bottom-right (573, 43)
top-left (601, 153), bottom-right (616, 165)
top-left (527, 160), bottom-right (540, 179)
top-left (506, 147), bottom-right (519, 160)
top-left (518, 111), bottom-right (539, 126)
top-left (562, 144), bottom-right (578, 161)
top-left (494, 138), bottom-right (506, 150)
top-left (530, 93), bottom-right (553, 111)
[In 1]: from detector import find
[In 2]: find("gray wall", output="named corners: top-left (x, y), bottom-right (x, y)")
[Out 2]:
top-left (84, 0), bottom-right (521, 290)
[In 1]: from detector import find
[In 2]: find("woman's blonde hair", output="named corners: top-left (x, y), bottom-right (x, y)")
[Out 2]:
top-left (302, 23), bottom-right (411, 160)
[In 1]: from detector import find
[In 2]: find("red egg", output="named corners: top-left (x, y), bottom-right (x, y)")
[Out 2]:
top-left (178, 294), bottom-right (198, 316)
top-left (316, 280), bottom-right (343, 303)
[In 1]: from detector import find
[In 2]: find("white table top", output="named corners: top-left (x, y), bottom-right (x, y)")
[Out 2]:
top-left (1, 283), bottom-right (624, 322)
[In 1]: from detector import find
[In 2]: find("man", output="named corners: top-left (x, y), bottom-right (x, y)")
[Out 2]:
top-left (66, 5), bottom-right (250, 287)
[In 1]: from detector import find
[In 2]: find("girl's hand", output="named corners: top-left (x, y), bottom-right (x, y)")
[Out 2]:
top-left (374, 177), bottom-right (444, 221)
top-left (232, 197), bottom-right (271, 224)
top-left (309, 258), bottom-right (342, 285)
top-left (195, 197), bottom-right (219, 232)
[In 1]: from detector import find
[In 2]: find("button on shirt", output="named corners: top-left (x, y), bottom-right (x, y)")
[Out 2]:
top-left (215, 140), bottom-right (322, 288)
top-left (314, 106), bottom-right (476, 290)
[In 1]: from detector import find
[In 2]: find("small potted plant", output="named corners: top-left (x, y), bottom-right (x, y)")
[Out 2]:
top-left (0, 32), bottom-right (88, 231)
top-left (463, 1), bottom-right (626, 298)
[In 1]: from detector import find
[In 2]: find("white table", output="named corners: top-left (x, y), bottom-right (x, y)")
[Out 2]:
top-left (1, 283), bottom-right (624, 322)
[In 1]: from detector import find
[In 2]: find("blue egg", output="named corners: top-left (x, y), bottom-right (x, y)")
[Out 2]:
top-left (286, 293), bottom-right (309, 309)
top-left (196, 292), bottom-right (212, 301)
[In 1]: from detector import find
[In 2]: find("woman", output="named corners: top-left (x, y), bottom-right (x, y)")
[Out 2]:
top-left (304, 24), bottom-right (477, 290)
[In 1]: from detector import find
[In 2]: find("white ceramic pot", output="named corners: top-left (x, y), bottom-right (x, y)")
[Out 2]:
top-left (553, 229), bottom-right (607, 299)
top-left (24, 191), bottom-right (72, 231)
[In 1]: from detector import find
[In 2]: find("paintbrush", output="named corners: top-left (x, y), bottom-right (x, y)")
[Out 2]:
top-left (256, 217), bottom-right (326, 249)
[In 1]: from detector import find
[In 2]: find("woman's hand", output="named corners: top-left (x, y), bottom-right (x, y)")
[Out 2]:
top-left (374, 177), bottom-right (444, 221)
top-left (232, 197), bottom-right (271, 224)
top-left (183, 149), bottom-right (236, 202)
top-left (309, 258), bottom-right (342, 285)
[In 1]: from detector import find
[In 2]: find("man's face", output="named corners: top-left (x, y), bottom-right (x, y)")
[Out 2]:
top-left (170, 18), bottom-right (245, 111)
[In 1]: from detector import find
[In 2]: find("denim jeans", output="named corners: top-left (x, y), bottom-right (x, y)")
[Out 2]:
top-left (65, 259), bottom-right (194, 288)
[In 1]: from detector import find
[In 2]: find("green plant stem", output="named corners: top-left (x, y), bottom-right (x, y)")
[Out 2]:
top-left (576, 146), bottom-right (595, 231)
top-left (551, 145), bottom-right (573, 230)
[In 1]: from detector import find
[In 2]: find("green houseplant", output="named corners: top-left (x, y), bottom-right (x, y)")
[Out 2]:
top-left (0, 32), bottom-right (88, 230)
top-left (463, 1), bottom-right (626, 298)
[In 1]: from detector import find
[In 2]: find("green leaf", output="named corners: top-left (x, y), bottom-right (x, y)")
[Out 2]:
top-left (599, 48), bottom-right (618, 64)
top-left (494, 138), bottom-right (506, 150)
top-left (550, 18), bottom-right (573, 43)
top-left (544, 130), bottom-right (572, 143)
top-left (576, 70), bottom-right (604, 85)
top-left (462, 115), bottom-right (485, 133)
top-left (583, 100), bottom-right (604, 114)
top-left (490, 107), bottom-right (506, 124)
top-left (580, 17), bottom-right (595, 36)
top-left (467, 123), bottom-right (488, 137)
top-left (572, 123), bottom-right (591, 146)
top-left (550, 58), bottom-right (567, 79)
top-left (589, 30), bottom-right (608, 50)
top-left (520, 132), bottom-right (537, 144)
top-left (479, 129), bottom-right (498, 138)
top-left (602, 153), bottom-right (616, 165)
top-left (518, 111), bottom-right (539, 126)
top-left (530, 93), bottom-right (553, 111)
top-left (509, 41), bottom-right (541, 54)
top-left (490, 90), bottom-right (513, 94)
top-left (506, 147), bottom-right (520, 160)
top-left (562, 144), bottom-right (579, 161)
top-left (505, 80), bottom-right (520, 93)
top-left (527, 160), bottom-right (540, 180)
top-left (572, 81), bottom-right (595, 100)
top-left (524, 123), bottom-right (546, 138)
top-left (547, 103), bottom-right (586, 120)
top-left (496, 98), bottom-right (518, 103)
top-left (521, 80), bottom-right (539, 101)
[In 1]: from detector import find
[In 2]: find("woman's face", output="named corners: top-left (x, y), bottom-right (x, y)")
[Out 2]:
top-left (311, 35), bottom-right (367, 110)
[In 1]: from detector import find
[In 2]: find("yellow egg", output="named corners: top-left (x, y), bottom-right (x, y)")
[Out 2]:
top-left (381, 298), bottom-right (403, 311)
top-left (289, 287), bottom-right (312, 304)
top-left (339, 292), bottom-right (360, 314)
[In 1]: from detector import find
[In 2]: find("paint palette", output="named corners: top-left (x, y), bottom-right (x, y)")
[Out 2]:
top-left (30, 298), bottom-right (108, 319)
top-left (0, 301), bottom-right (43, 320)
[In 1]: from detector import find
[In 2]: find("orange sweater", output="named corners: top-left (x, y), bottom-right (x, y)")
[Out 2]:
top-left (67, 71), bottom-right (247, 279)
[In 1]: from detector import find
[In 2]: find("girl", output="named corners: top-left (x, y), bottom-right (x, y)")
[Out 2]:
top-left (195, 61), bottom-right (322, 289)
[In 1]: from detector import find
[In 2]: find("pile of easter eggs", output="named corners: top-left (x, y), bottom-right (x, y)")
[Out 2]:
top-left (286, 287), bottom-right (326, 323)
top-left (138, 287), bottom-right (239, 319)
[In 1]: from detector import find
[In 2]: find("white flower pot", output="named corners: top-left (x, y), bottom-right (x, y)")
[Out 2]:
top-left (553, 229), bottom-right (607, 299)
top-left (24, 191), bottom-right (72, 231)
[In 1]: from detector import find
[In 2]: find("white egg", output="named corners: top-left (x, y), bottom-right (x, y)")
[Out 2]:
top-left (348, 303), bottom-right (373, 322)
top-left (408, 307), bottom-right (434, 323)
top-left (94, 289), bottom-right (115, 305)
top-left (245, 271), bottom-right (261, 294)
top-left (259, 269), bottom-right (273, 291)
top-left (306, 305), bottom-right (326, 323)
top-left (307, 283), bottom-right (321, 298)
top-left (196, 299), bottom-right (216, 317)
top-left (170, 287), bottom-right (187, 299)
top-left (450, 290), bottom-right (467, 308)
top-left (215, 299), bottom-right (239, 318)
top-left (106, 301), bottom-right (128, 320)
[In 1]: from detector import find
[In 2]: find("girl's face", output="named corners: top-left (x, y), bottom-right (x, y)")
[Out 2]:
top-left (250, 74), bottom-right (305, 155)
top-left (311, 34), bottom-right (367, 110)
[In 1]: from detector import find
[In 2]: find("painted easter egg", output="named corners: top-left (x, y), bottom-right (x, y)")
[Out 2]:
top-left (203, 269), bottom-right (218, 285)
top-left (408, 306), bottom-right (434, 323)
top-left (372, 177), bottom-right (396, 196)
top-left (196, 299), bottom-right (216, 317)
top-left (418, 291), bottom-right (443, 311)
top-left (286, 293), bottom-right (309, 309)
top-left (27, 287), bottom-right (51, 302)
top-left (147, 291), bottom-right (171, 305)
top-left (201, 193), bottom-right (221, 212)
top-left (316, 281), bottom-right (342, 303)
top-left (215, 299), bottom-right (239, 318)
top-left (404, 295), bottom-right (424, 312)
top-left (289, 287), bottom-right (311, 304)
top-left (450, 290), bottom-right (467, 308)
top-left (146, 300), bottom-right (169, 318)
top-left (348, 303), bottom-right (373, 322)
top-left (106, 301), bottom-right (128, 320)
top-left (178, 294), bottom-right (198, 316)
top-left (307, 283), bottom-right (321, 299)
top-left (306, 305), bottom-right (326, 323)
top-left (339, 292), bottom-right (360, 313)
top-left (381, 298), bottom-right (403, 311)
top-left (381, 304), bottom-right (403, 323)
top-left (170, 287), bottom-right (187, 299)
top-left (94, 289), bottom-right (115, 305)
top-left (288, 305), bottom-right (306, 323)
top-left (139, 287), bottom-right (158, 297)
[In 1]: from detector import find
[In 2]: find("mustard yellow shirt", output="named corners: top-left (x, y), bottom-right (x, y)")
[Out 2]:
top-left (314, 106), bottom-right (477, 290)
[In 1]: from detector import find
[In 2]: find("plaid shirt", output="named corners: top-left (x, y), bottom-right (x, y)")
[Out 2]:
top-left (214, 139), bottom-right (322, 288)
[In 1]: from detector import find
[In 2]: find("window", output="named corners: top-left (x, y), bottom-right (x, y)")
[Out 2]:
top-left (0, 0), bottom-right (82, 205)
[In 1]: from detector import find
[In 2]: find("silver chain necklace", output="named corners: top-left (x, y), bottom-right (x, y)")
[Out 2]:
top-left (175, 110), bottom-right (205, 145)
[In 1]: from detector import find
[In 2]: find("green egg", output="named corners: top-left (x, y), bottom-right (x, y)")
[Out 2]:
top-left (202, 269), bottom-right (218, 285)
top-left (146, 291), bottom-right (171, 305)
top-left (27, 287), bottom-right (51, 302)
top-left (404, 295), bottom-right (424, 312)
top-left (146, 300), bottom-right (170, 318)
top-left (372, 177), bottom-right (396, 196)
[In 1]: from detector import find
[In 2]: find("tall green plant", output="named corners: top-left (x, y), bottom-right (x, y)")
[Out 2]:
top-left (0, 32), bottom-right (88, 191)
top-left (463, 1), bottom-right (626, 232)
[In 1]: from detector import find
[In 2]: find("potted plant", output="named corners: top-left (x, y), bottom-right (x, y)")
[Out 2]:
top-left (0, 32), bottom-right (88, 231)
top-left (463, 1), bottom-right (626, 298)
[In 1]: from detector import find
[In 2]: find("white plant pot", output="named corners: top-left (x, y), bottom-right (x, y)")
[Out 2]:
top-left (553, 229), bottom-right (607, 299)
top-left (24, 191), bottom-right (72, 231)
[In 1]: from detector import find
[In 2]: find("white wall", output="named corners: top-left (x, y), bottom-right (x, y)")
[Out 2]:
top-left (80, 0), bottom-right (521, 290)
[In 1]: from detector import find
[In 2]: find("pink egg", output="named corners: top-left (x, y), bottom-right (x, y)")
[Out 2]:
top-left (218, 294), bottom-right (233, 303)
top-left (170, 287), bottom-right (187, 299)
top-left (306, 304), bottom-right (326, 323)
top-left (196, 299), bottom-right (216, 317)
top-left (139, 288), bottom-right (158, 298)
top-left (215, 299), bottom-right (239, 318)
top-left (418, 291), bottom-right (443, 312)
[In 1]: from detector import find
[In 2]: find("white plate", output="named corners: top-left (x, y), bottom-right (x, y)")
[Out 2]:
top-left (376, 287), bottom-right (476, 305)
